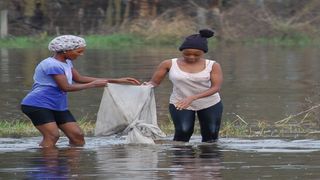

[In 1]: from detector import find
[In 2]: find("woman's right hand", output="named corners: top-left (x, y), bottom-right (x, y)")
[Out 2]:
top-left (141, 81), bottom-right (155, 87)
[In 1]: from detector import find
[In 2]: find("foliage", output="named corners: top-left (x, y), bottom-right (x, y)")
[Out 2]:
top-left (3, 0), bottom-right (320, 40)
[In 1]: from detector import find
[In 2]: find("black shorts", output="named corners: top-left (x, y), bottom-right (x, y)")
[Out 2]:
top-left (21, 105), bottom-right (76, 126)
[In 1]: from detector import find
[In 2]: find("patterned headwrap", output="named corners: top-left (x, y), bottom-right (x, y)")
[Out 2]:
top-left (48, 35), bottom-right (86, 52)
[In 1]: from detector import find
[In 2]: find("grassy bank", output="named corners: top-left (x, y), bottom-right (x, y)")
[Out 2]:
top-left (0, 33), bottom-right (182, 49)
top-left (2, 109), bottom-right (319, 139)
top-left (1, 104), bottom-right (319, 138)
top-left (0, 118), bottom-right (96, 138)
top-left (1, 33), bottom-right (320, 49)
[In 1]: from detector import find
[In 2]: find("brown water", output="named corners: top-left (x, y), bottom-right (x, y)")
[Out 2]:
top-left (1, 137), bottom-right (320, 179)
top-left (1, 45), bottom-right (320, 179)
top-left (1, 45), bottom-right (319, 124)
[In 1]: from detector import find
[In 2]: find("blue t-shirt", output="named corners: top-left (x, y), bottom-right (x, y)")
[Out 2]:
top-left (21, 57), bottom-right (73, 111)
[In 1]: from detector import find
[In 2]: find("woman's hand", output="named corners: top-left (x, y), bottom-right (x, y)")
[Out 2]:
top-left (141, 81), bottom-right (155, 87)
top-left (115, 77), bottom-right (141, 85)
top-left (175, 96), bottom-right (196, 110)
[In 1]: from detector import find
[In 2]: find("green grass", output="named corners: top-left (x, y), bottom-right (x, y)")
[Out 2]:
top-left (0, 37), bottom-right (47, 48)
top-left (0, 120), bottom-right (38, 138)
top-left (1, 115), bottom-right (319, 138)
top-left (3, 102), bottom-right (320, 138)
top-left (0, 33), bottom-right (180, 49)
top-left (0, 34), bottom-right (145, 49)
top-left (1, 33), bottom-right (319, 49)
top-left (0, 119), bottom-right (96, 138)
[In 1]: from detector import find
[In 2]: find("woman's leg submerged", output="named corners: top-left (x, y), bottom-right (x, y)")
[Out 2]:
top-left (21, 105), bottom-right (60, 147)
top-left (169, 104), bottom-right (196, 142)
top-left (197, 101), bottom-right (223, 142)
top-left (54, 110), bottom-right (85, 146)
top-left (58, 122), bottom-right (85, 146)
top-left (35, 122), bottom-right (60, 147)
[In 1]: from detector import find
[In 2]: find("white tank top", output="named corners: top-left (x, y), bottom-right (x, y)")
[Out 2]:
top-left (169, 58), bottom-right (221, 111)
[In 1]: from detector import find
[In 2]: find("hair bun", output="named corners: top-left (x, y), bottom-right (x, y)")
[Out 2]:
top-left (199, 29), bottom-right (214, 38)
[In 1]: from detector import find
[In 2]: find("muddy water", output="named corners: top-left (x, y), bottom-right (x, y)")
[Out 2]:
top-left (1, 45), bottom-right (320, 179)
top-left (1, 137), bottom-right (320, 179)
top-left (1, 45), bottom-right (319, 124)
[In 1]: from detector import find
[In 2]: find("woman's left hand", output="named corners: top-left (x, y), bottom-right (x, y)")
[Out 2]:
top-left (175, 96), bottom-right (195, 110)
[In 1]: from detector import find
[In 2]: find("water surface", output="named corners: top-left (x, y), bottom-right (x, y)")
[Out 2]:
top-left (1, 137), bottom-right (320, 179)
top-left (1, 44), bottom-right (320, 179)
top-left (1, 45), bottom-right (319, 125)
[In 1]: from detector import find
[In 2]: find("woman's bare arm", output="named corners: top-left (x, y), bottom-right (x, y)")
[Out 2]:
top-left (147, 59), bottom-right (171, 87)
top-left (53, 74), bottom-right (107, 92)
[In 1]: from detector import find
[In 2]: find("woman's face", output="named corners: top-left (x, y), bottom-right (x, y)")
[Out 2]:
top-left (182, 49), bottom-right (204, 62)
top-left (65, 47), bottom-right (85, 60)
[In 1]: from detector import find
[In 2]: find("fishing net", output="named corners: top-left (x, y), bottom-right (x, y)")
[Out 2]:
top-left (94, 83), bottom-right (166, 144)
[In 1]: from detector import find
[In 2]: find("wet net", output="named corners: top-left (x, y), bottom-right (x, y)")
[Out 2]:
top-left (94, 83), bottom-right (166, 144)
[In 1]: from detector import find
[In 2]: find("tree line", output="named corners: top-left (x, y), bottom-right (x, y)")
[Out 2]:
top-left (0, 0), bottom-right (319, 40)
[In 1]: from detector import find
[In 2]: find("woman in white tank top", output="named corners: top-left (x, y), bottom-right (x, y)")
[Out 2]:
top-left (144, 29), bottom-right (223, 142)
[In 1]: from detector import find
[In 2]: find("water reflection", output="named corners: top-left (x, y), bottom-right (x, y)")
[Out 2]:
top-left (161, 144), bottom-right (223, 179)
top-left (96, 144), bottom-right (160, 179)
top-left (0, 48), bottom-right (9, 82)
top-left (95, 143), bottom-right (223, 179)
top-left (26, 147), bottom-right (84, 179)
top-left (1, 137), bottom-right (320, 179)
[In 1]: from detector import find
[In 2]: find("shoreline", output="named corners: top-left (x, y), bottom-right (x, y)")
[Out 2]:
top-left (1, 33), bottom-right (320, 49)
top-left (1, 117), bottom-right (319, 139)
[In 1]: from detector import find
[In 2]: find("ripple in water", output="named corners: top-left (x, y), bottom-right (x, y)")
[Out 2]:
top-left (1, 136), bottom-right (320, 153)
top-left (219, 138), bottom-right (320, 153)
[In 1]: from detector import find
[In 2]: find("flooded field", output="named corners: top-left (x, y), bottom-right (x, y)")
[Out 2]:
top-left (1, 45), bottom-right (320, 124)
top-left (1, 44), bottom-right (320, 179)
top-left (1, 137), bottom-right (320, 179)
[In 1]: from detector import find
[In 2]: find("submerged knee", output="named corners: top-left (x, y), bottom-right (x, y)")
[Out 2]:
top-left (40, 132), bottom-right (60, 147)
top-left (69, 132), bottom-right (85, 146)
top-left (202, 131), bottom-right (219, 142)
top-left (47, 131), bottom-right (60, 142)
top-left (174, 128), bottom-right (193, 142)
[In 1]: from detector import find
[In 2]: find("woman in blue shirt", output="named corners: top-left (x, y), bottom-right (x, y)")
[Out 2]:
top-left (21, 35), bottom-right (140, 147)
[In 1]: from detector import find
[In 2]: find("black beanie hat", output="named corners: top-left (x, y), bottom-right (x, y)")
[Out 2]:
top-left (179, 29), bottom-right (214, 53)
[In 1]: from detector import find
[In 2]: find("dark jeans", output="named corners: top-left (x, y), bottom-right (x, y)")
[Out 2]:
top-left (169, 101), bottom-right (223, 142)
